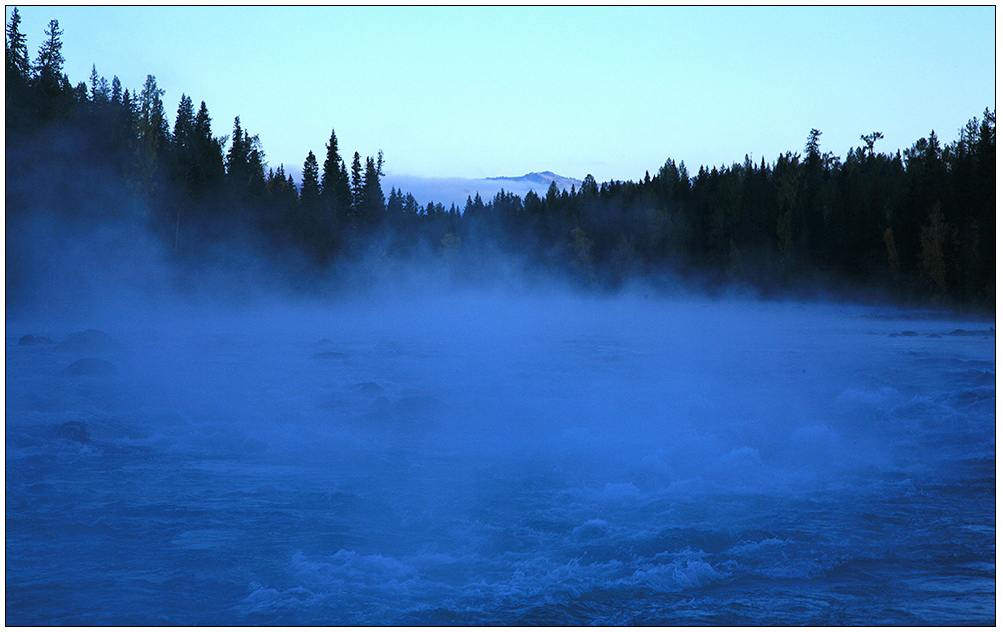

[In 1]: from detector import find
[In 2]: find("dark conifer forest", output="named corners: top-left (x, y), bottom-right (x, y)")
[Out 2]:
top-left (6, 11), bottom-right (996, 310)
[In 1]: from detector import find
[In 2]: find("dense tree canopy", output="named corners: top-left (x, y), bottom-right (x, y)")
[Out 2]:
top-left (5, 9), bottom-right (995, 309)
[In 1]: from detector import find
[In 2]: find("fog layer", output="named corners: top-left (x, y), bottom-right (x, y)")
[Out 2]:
top-left (6, 285), bottom-right (995, 625)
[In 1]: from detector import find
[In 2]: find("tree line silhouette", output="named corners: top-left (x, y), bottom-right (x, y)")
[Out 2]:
top-left (6, 11), bottom-right (996, 308)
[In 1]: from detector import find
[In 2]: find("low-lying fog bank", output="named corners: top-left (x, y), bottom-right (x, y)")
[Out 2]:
top-left (6, 285), bottom-right (995, 625)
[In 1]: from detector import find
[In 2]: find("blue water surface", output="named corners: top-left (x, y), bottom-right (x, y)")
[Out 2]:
top-left (5, 296), bottom-right (995, 625)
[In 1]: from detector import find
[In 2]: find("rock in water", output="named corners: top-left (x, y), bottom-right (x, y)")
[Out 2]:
top-left (62, 358), bottom-right (117, 376)
top-left (55, 329), bottom-right (120, 353)
top-left (56, 421), bottom-right (91, 443)
top-left (18, 334), bottom-right (55, 345)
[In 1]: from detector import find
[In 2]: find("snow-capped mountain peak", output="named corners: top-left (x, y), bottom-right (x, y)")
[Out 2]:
top-left (486, 171), bottom-right (582, 190)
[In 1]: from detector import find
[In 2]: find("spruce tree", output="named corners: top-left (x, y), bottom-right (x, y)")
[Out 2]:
top-left (301, 150), bottom-right (320, 207)
top-left (350, 151), bottom-right (363, 212)
top-left (386, 187), bottom-right (404, 221)
top-left (169, 94), bottom-right (197, 196)
top-left (226, 116), bottom-right (248, 183)
top-left (189, 100), bottom-right (224, 194)
top-left (172, 94), bottom-right (195, 150)
top-left (360, 155), bottom-right (385, 225)
top-left (247, 142), bottom-right (266, 197)
top-left (5, 7), bottom-right (31, 128)
top-left (32, 18), bottom-right (64, 85)
top-left (31, 18), bottom-right (70, 119)
top-left (337, 160), bottom-right (352, 222)
top-left (320, 130), bottom-right (342, 197)
top-left (320, 129), bottom-right (351, 225)
top-left (88, 64), bottom-right (100, 102)
top-left (119, 88), bottom-right (135, 133)
top-left (6, 7), bottom-right (30, 83)
top-left (193, 101), bottom-right (214, 148)
top-left (136, 74), bottom-right (168, 155)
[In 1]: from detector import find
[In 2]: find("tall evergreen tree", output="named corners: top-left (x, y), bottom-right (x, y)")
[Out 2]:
top-left (224, 115), bottom-right (265, 196)
top-left (320, 130), bottom-right (341, 196)
top-left (136, 74), bottom-right (169, 155)
top-left (320, 129), bottom-right (351, 225)
top-left (119, 88), bottom-right (136, 131)
top-left (226, 116), bottom-right (248, 183)
top-left (300, 150), bottom-right (320, 207)
top-left (337, 161), bottom-right (351, 222)
top-left (170, 94), bottom-right (197, 194)
top-left (32, 18), bottom-right (64, 84)
top-left (192, 100), bottom-right (224, 192)
top-left (30, 18), bottom-right (70, 119)
top-left (350, 151), bottom-right (363, 213)
top-left (5, 7), bottom-right (29, 83)
top-left (172, 94), bottom-right (195, 149)
top-left (247, 142), bottom-right (266, 197)
top-left (386, 187), bottom-right (404, 222)
top-left (359, 155), bottom-right (385, 226)
top-left (88, 67), bottom-right (110, 103)
top-left (5, 7), bottom-right (31, 128)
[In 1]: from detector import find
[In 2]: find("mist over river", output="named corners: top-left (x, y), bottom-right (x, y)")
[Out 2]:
top-left (5, 291), bottom-right (995, 625)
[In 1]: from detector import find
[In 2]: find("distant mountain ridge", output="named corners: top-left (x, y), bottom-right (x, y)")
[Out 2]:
top-left (382, 170), bottom-right (582, 209)
top-left (486, 171), bottom-right (583, 191)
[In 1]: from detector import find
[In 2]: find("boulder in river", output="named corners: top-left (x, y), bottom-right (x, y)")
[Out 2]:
top-left (18, 334), bottom-right (55, 345)
top-left (56, 421), bottom-right (91, 443)
top-left (62, 357), bottom-right (117, 376)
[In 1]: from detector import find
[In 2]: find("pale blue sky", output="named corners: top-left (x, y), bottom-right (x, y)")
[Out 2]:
top-left (8, 5), bottom-right (996, 183)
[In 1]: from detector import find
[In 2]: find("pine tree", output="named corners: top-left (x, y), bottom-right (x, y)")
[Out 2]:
top-left (89, 64), bottom-right (100, 102)
top-left (193, 101), bottom-right (214, 149)
top-left (860, 131), bottom-right (883, 156)
top-left (320, 129), bottom-right (351, 225)
top-left (404, 193), bottom-right (420, 216)
top-left (30, 18), bottom-right (70, 119)
top-left (6, 7), bottom-right (30, 83)
top-left (71, 80), bottom-right (87, 104)
top-left (136, 74), bottom-right (169, 155)
top-left (350, 151), bottom-right (363, 212)
top-left (301, 150), bottom-right (320, 207)
top-left (224, 115), bottom-right (265, 196)
top-left (226, 116), bottom-right (248, 183)
top-left (172, 94), bottom-right (195, 150)
top-left (5, 7), bottom-right (31, 128)
top-left (32, 18), bottom-right (64, 84)
top-left (247, 142), bottom-right (266, 197)
top-left (337, 160), bottom-right (352, 221)
top-left (187, 100), bottom-right (224, 194)
top-left (119, 88), bottom-right (136, 135)
top-left (169, 94), bottom-right (198, 196)
top-left (386, 187), bottom-right (404, 221)
top-left (320, 130), bottom-right (341, 195)
top-left (359, 155), bottom-right (385, 226)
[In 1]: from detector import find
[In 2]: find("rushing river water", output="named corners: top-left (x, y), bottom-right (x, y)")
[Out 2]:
top-left (5, 293), bottom-right (995, 625)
